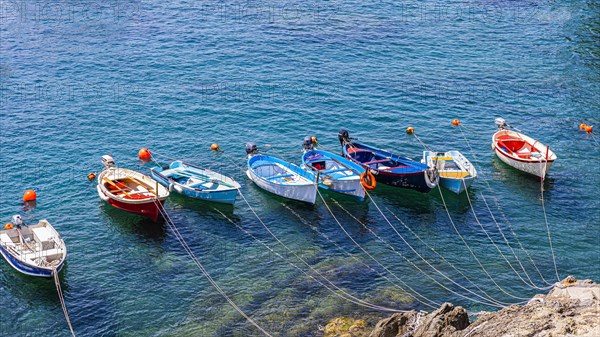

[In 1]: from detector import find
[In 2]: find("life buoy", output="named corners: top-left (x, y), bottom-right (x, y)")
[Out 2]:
top-left (360, 171), bottom-right (376, 190)
top-left (4, 223), bottom-right (14, 230)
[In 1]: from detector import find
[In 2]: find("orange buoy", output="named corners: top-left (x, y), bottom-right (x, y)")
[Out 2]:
top-left (579, 123), bottom-right (587, 130)
top-left (585, 125), bottom-right (593, 133)
top-left (138, 148), bottom-right (151, 160)
top-left (311, 136), bottom-right (318, 144)
top-left (23, 190), bottom-right (36, 202)
top-left (87, 172), bottom-right (97, 181)
top-left (406, 127), bottom-right (414, 134)
top-left (452, 119), bottom-right (460, 126)
top-left (4, 223), bottom-right (14, 230)
top-left (210, 143), bottom-right (220, 151)
top-left (360, 171), bottom-right (376, 190)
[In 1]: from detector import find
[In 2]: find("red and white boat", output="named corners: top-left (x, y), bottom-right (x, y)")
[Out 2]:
top-left (96, 155), bottom-right (169, 221)
top-left (492, 118), bottom-right (557, 179)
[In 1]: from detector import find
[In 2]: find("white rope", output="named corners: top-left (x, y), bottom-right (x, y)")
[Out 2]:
top-left (413, 132), bottom-right (530, 300)
top-left (281, 202), bottom-right (428, 311)
top-left (458, 125), bottom-right (553, 285)
top-left (540, 161), bottom-right (560, 282)
top-left (53, 269), bottom-right (76, 337)
top-left (459, 178), bottom-right (546, 289)
top-left (311, 190), bottom-right (441, 309)
top-left (154, 201), bottom-right (273, 336)
top-left (336, 195), bottom-right (510, 308)
top-left (214, 206), bottom-right (405, 313)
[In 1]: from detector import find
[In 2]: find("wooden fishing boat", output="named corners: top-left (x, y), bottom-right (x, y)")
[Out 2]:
top-left (301, 137), bottom-right (366, 200)
top-left (246, 143), bottom-right (318, 204)
top-left (423, 151), bottom-right (477, 194)
top-left (338, 129), bottom-right (439, 193)
top-left (150, 161), bottom-right (240, 205)
top-left (0, 215), bottom-right (66, 277)
top-left (492, 118), bottom-right (557, 179)
top-left (96, 155), bottom-right (169, 221)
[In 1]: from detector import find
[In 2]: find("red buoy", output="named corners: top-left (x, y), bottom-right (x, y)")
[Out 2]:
top-left (138, 148), bottom-right (151, 160)
top-left (210, 143), bottom-right (220, 151)
top-left (585, 125), bottom-right (593, 133)
top-left (452, 119), bottom-right (460, 126)
top-left (406, 127), bottom-right (415, 134)
top-left (23, 190), bottom-right (37, 202)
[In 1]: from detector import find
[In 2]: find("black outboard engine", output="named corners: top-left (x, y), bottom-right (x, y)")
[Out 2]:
top-left (302, 136), bottom-right (314, 150)
top-left (245, 142), bottom-right (258, 156)
top-left (338, 128), bottom-right (350, 145)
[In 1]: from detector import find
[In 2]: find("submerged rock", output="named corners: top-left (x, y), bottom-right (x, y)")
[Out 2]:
top-left (367, 277), bottom-right (599, 337)
top-left (324, 317), bottom-right (368, 337)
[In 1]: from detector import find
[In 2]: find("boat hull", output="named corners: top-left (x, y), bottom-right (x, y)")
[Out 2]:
top-left (492, 130), bottom-right (556, 179)
top-left (302, 149), bottom-right (365, 200)
top-left (494, 147), bottom-right (555, 178)
top-left (439, 176), bottom-right (475, 194)
top-left (150, 169), bottom-right (238, 205)
top-left (341, 141), bottom-right (438, 193)
top-left (246, 170), bottom-right (317, 204)
top-left (97, 185), bottom-right (165, 221)
top-left (0, 245), bottom-right (64, 277)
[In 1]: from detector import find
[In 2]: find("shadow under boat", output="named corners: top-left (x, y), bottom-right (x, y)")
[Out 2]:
top-left (99, 203), bottom-right (167, 241)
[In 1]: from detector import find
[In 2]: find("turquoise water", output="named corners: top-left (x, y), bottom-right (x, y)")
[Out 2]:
top-left (1, 0), bottom-right (599, 335)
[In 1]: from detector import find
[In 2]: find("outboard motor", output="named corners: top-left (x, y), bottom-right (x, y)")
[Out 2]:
top-left (245, 142), bottom-right (258, 156)
top-left (338, 128), bottom-right (350, 145)
top-left (302, 136), bottom-right (314, 150)
top-left (102, 155), bottom-right (115, 168)
top-left (495, 118), bottom-right (508, 129)
top-left (12, 214), bottom-right (23, 226)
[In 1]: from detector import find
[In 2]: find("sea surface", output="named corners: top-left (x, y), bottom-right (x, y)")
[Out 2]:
top-left (0, 0), bottom-right (599, 336)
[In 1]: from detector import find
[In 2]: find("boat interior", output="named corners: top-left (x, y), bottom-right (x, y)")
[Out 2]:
top-left (0, 224), bottom-right (64, 267)
top-left (304, 154), bottom-right (355, 179)
top-left (159, 167), bottom-right (225, 191)
top-left (347, 147), bottom-right (418, 173)
top-left (430, 156), bottom-right (472, 179)
top-left (104, 177), bottom-right (156, 200)
top-left (496, 135), bottom-right (543, 159)
top-left (252, 161), bottom-right (310, 185)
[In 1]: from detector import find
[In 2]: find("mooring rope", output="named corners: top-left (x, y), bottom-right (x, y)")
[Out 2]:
top-left (312, 191), bottom-right (441, 309)
top-left (459, 178), bottom-right (546, 290)
top-left (53, 269), bottom-right (76, 337)
top-left (539, 161), bottom-right (560, 282)
top-left (382, 206), bottom-right (519, 301)
top-left (234, 190), bottom-right (409, 312)
top-left (214, 207), bottom-right (406, 313)
top-left (458, 125), bottom-right (554, 285)
top-left (281, 202), bottom-right (432, 311)
top-left (334, 196), bottom-right (511, 308)
top-left (412, 132), bottom-right (530, 300)
top-left (154, 201), bottom-right (273, 336)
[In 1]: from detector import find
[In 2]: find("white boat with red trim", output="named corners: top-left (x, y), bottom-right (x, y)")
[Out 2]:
top-left (96, 155), bottom-right (169, 221)
top-left (491, 118), bottom-right (557, 179)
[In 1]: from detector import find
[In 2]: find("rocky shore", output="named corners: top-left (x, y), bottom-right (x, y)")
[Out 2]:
top-left (324, 277), bottom-right (599, 337)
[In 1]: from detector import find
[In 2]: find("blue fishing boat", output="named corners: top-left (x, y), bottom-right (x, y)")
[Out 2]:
top-left (150, 161), bottom-right (240, 205)
top-left (338, 129), bottom-right (439, 193)
top-left (0, 215), bottom-right (66, 277)
top-left (301, 136), bottom-right (366, 200)
top-left (423, 151), bottom-right (477, 194)
top-left (246, 143), bottom-right (318, 204)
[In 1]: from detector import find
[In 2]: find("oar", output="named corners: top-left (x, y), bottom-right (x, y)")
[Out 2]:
top-left (103, 178), bottom-right (134, 198)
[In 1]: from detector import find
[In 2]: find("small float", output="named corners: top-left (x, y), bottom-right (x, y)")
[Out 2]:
top-left (301, 136), bottom-right (366, 200)
top-left (0, 215), bottom-right (66, 277)
top-left (423, 151), bottom-right (477, 194)
top-left (492, 118), bottom-right (557, 179)
top-left (338, 129), bottom-right (439, 193)
top-left (246, 143), bottom-right (317, 204)
top-left (150, 161), bottom-right (240, 204)
top-left (97, 155), bottom-right (169, 221)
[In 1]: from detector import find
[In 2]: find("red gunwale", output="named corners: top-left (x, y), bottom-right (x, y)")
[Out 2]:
top-left (494, 145), bottom-right (555, 163)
